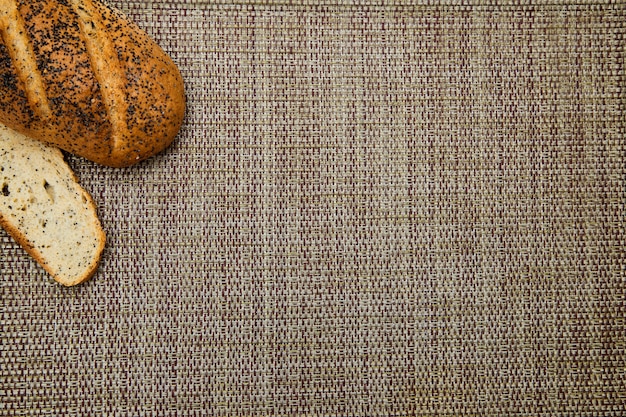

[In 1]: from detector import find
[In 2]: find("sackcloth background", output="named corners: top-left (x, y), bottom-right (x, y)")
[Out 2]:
top-left (1, 0), bottom-right (625, 415)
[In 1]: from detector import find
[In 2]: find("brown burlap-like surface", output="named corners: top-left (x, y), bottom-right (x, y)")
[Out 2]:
top-left (1, 1), bottom-right (625, 415)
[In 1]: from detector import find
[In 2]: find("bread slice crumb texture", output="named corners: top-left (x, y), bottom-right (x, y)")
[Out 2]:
top-left (0, 123), bottom-right (105, 286)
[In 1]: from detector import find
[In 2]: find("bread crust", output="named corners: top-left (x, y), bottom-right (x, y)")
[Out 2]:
top-left (0, 0), bottom-right (185, 167)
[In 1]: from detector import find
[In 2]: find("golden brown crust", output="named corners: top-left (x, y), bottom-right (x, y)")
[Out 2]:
top-left (0, 0), bottom-right (185, 167)
top-left (0, 40), bottom-right (33, 129)
top-left (0, 1), bottom-right (52, 120)
top-left (103, 2), bottom-right (186, 166)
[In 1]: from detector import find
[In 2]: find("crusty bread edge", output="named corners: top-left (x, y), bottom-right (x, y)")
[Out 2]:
top-left (0, 153), bottom-right (106, 286)
top-left (105, 1), bottom-right (187, 168)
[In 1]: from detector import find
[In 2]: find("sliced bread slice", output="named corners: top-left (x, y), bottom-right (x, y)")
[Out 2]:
top-left (0, 123), bottom-right (105, 286)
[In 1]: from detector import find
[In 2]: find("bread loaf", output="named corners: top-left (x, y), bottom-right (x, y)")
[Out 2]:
top-left (0, 0), bottom-right (185, 167)
top-left (0, 123), bottom-right (106, 286)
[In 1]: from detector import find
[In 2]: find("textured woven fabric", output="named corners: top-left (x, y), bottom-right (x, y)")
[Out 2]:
top-left (1, 1), bottom-right (625, 415)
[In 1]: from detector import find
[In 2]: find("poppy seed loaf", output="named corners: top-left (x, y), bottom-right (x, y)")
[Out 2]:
top-left (0, 0), bottom-right (185, 167)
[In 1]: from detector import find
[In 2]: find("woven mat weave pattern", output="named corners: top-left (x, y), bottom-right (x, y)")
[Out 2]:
top-left (1, 2), bottom-right (625, 415)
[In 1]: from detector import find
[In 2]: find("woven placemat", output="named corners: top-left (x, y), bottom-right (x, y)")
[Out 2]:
top-left (1, 1), bottom-right (624, 415)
